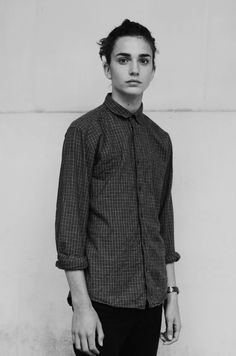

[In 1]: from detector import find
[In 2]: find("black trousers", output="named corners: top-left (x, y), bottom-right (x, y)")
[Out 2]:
top-left (73, 299), bottom-right (163, 356)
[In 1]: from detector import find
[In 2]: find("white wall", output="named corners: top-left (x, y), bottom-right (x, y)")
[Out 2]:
top-left (0, 1), bottom-right (236, 355)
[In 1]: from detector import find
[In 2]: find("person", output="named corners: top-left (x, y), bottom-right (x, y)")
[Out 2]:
top-left (55, 19), bottom-right (181, 356)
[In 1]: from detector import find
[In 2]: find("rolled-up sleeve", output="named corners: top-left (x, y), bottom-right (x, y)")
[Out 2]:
top-left (159, 135), bottom-right (181, 264)
top-left (55, 125), bottom-right (94, 270)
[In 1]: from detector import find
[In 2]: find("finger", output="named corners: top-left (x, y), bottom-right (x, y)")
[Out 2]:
top-left (71, 331), bottom-right (76, 345)
top-left (161, 331), bottom-right (176, 345)
top-left (160, 332), bottom-right (168, 342)
top-left (81, 335), bottom-right (94, 356)
top-left (73, 342), bottom-right (82, 354)
top-left (173, 329), bottom-right (180, 341)
top-left (167, 321), bottom-right (173, 341)
top-left (96, 319), bottom-right (104, 347)
top-left (163, 338), bottom-right (176, 345)
top-left (160, 331), bottom-right (172, 344)
top-left (173, 323), bottom-right (181, 341)
top-left (74, 333), bottom-right (81, 351)
top-left (87, 332), bottom-right (100, 355)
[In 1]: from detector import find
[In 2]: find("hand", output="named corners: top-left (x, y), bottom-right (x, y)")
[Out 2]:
top-left (160, 293), bottom-right (181, 345)
top-left (72, 303), bottom-right (104, 355)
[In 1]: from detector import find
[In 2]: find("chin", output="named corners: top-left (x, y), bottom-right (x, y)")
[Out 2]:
top-left (122, 87), bottom-right (144, 96)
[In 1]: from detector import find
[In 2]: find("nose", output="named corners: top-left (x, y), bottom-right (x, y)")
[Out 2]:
top-left (129, 60), bottom-right (139, 76)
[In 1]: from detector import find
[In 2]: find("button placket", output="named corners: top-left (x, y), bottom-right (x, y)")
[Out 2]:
top-left (129, 115), bottom-right (149, 303)
top-left (131, 118), bottom-right (143, 221)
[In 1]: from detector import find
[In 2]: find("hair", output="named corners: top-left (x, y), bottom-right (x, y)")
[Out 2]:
top-left (98, 19), bottom-right (158, 70)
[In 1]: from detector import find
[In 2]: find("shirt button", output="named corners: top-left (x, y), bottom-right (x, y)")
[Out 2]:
top-left (138, 186), bottom-right (142, 191)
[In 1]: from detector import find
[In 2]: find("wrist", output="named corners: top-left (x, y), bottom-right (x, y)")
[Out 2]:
top-left (167, 286), bottom-right (179, 294)
top-left (166, 286), bottom-right (179, 301)
top-left (167, 292), bottom-right (178, 300)
top-left (71, 295), bottom-right (92, 312)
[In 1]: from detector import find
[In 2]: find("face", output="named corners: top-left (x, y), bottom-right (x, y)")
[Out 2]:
top-left (104, 36), bottom-right (155, 99)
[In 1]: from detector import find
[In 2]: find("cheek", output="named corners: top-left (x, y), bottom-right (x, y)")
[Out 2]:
top-left (113, 69), bottom-right (126, 81)
top-left (113, 72), bottom-right (122, 83)
top-left (143, 71), bottom-right (154, 83)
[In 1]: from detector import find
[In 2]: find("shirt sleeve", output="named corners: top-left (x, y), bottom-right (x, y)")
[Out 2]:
top-left (159, 135), bottom-right (181, 264)
top-left (55, 125), bottom-right (94, 270)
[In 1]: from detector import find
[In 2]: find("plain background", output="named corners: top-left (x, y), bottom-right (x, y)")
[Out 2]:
top-left (0, 0), bottom-right (236, 355)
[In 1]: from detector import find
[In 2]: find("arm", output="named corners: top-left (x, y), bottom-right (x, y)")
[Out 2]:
top-left (65, 270), bottom-right (104, 355)
top-left (159, 135), bottom-right (180, 264)
top-left (55, 126), bottom-right (104, 355)
top-left (158, 135), bottom-right (181, 345)
top-left (160, 263), bottom-right (181, 345)
top-left (65, 270), bottom-right (92, 311)
top-left (55, 126), bottom-right (91, 270)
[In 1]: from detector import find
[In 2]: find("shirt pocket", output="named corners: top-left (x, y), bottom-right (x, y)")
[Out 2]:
top-left (90, 149), bottom-right (123, 199)
top-left (92, 150), bottom-right (122, 180)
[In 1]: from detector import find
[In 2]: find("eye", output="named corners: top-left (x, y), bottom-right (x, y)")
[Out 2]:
top-left (118, 57), bottom-right (129, 64)
top-left (139, 58), bottom-right (150, 65)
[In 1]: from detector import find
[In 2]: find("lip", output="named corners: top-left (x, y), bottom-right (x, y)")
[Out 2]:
top-left (126, 80), bottom-right (142, 84)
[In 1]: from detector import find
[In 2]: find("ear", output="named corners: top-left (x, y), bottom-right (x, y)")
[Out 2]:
top-left (103, 61), bottom-right (112, 80)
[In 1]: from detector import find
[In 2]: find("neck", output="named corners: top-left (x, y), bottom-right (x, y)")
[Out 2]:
top-left (111, 90), bottom-right (143, 113)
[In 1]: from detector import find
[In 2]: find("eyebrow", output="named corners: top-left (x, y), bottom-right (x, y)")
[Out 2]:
top-left (115, 52), bottom-right (151, 58)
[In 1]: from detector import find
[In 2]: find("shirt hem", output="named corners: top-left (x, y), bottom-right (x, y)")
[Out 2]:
top-left (89, 296), bottom-right (165, 310)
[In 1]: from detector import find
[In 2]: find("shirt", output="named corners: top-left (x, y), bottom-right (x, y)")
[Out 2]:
top-left (55, 93), bottom-right (180, 309)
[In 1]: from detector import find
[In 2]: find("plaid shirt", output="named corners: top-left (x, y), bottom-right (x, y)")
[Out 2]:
top-left (55, 93), bottom-right (180, 309)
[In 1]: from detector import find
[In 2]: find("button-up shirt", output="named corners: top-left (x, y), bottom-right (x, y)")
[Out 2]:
top-left (55, 93), bottom-right (180, 309)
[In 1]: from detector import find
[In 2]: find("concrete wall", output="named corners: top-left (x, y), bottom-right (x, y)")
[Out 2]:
top-left (0, 1), bottom-right (235, 355)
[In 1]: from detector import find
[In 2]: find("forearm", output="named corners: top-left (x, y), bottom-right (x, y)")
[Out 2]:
top-left (65, 270), bottom-right (104, 353)
top-left (166, 262), bottom-right (178, 303)
top-left (162, 262), bottom-right (181, 344)
top-left (65, 270), bottom-right (92, 312)
top-left (166, 262), bottom-right (176, 286)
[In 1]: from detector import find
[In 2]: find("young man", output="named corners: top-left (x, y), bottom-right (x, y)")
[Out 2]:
top-left (55, 19), bottom-right (181, 356)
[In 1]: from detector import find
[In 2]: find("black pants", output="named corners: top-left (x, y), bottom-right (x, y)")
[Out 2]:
top-left (73, 299), bottom-right (163, 356)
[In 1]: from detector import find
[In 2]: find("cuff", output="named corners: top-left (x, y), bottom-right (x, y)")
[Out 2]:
top-left (165, 251), bottom-right (181, 264)
top-left (55, 254), bottom-right (88, 270)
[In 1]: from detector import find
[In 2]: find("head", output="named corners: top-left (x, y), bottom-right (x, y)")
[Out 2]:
top-left (98, 19), bottom-right (159, 98)
top-left (98, 19), bottom-right (158, 70)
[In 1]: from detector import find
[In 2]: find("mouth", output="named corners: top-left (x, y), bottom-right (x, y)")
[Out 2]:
top-left (126, 80), bottom-right (142, 84)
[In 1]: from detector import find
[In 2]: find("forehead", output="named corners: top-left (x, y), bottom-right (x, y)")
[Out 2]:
top-left (112, 36), bottom-right (152, 56)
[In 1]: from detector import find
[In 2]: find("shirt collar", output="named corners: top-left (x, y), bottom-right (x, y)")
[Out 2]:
top-left (104, 93), bottom-right (144, 126)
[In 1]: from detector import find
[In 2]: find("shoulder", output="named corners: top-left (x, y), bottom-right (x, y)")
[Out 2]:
top-left (63, 103), bottom-right (105, 151)
top-left (68, 103), bottom-right (104, 134)
top-left (143, 113), bottom-right (172, 148)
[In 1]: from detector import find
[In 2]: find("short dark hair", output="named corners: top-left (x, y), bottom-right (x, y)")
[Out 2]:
top-left (98, 19), bottom-right (158, 70)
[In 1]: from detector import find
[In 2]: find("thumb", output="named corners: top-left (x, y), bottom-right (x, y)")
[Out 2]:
top-left (167, 321), bottom-right (173, 340)
top-left (96, 319), bottom-right (104, 346)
